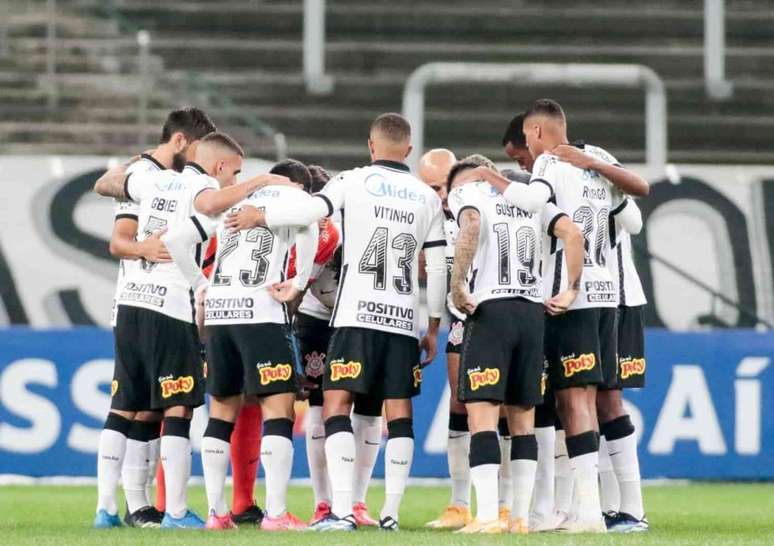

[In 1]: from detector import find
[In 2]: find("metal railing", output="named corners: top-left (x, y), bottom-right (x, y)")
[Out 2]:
top-left (704, 0), bottom-right (734, 100)
top-left (303, 0), bottom-right (334, 95)
top-left (90, 0), bottom-right (287, 159)
top-left (402, 62), bottom-right (668, 173)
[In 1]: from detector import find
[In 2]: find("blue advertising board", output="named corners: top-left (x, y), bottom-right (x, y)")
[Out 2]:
top-left (0, 328), bottom-right (772, 479)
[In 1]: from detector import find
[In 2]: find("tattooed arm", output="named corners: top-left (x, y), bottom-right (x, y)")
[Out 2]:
top-left (450, 208), bottom-right (481, 315)
top-left (93, 164), bottom-right (130, 200)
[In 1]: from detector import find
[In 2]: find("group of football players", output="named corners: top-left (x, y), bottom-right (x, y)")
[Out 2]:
top-left (91, 97), bottom-right (650, 535)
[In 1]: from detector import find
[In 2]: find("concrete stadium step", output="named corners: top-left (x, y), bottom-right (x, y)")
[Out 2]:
top-left (106, 1), bottom-right (774, 45)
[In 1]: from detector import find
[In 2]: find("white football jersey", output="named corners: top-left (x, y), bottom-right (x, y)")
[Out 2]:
top-left (110, 154), bottom-right (165, 326)
top-left (205, 185), bottom-right (313, 326)
top-left (534, 145), bottom-right (624, 310)
top-left (317, 160), bottom-right (445, 338)
top-left (449, 181), bottom-right (564, 306)
top-left (118, 163), bottom-right (219, 323)
top-left (609, 227), bottom-right (647, 307)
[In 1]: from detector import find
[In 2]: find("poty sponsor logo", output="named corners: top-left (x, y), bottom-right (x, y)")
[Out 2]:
top-left (364, 173), bottom-right (426, 204)
top-left (258, 363), bottom-right (292, 385)
top-left (304, 351), bottom-right (326, 378)
top-left (413, 365), bottom-right (422, 388)
top-left (330, 360), bottom-right (362, 381)
top-left (159, 375), bottom-right (195, 398)
top-left (562, 353), bottom-right (596, 377)
top-left (468, 367), bottom-right (500, 391)
top-left (620, 357), bottom-right (646, 379)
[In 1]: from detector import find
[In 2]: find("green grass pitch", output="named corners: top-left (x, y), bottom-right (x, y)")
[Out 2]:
top-left (1, 483), bottom-right (772, 545)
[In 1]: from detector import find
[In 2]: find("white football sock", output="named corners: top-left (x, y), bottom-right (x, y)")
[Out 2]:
top-left (511, 459), bottom-right (538, 522)
top-left (598, 436), bottom-right (620, 514)
top-left (608, 432), bottom-right (644, 519)
top-left (498, 436), bottom-right (512, 510)
top-left (161, 435), bottom-right (191, 519)
top-left (261, 435), bottom-right (293, 518)
top-left (96, 427), bottom-right (128, 515)
top-left (146, 437), bottom-right (161, 502)
top-left (201, 436), bottom-right (231, 516)
top-left (531, 426), bottom-right (555, 520)
top-left (447, 430), bottom-right (471, 507)
top-left (352, 413), bottom-right (382, 504)
top-left (122, 438), bottom-right (150, 513)
top-left (554, 430), bottom-right (573, 517)
top-left (325, 431), bottom-right (355, 518)
top-left (305, 406), bottom-right (330, 505)
top-left (570, 451), bottom-right (601, 521)
top-left (470, 463), bottom-right (500, 522)
top-left (380, 437), bottom-right (413, 523)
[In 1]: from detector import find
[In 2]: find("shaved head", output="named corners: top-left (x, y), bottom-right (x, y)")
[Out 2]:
top-left (419, 148), bottom-right (456, 186)
top-left (522, 98), bottom-right (568, 158)
top-left (194, 132), bottom-right (244, 188)
top-left (418, 148), bottom-right (456, 210)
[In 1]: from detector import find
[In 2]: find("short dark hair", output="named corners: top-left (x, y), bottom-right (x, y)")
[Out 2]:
top-left (524, 98), bottom-right (565, 122)
top-left (307, 164), bottom-right (331, 194)
top-left (370, 112), bottom-right (411, 143)
top-left (270, 159), bottom-right (312, 190)
top-left (160, 107), bottom-right (216, 144)
top-left (200, 131), bottom-right (244, 157)
top-left (502, 113), bottom-right (526, 147)
top-left (446, 159), bottom-right (481, 194)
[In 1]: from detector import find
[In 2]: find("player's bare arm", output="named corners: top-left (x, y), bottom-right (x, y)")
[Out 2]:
top-left (93, 164), bottom-right (129, 199)
top-left (194, 173), bottom-right (291, 217)
top-left (545, 215), bottom-right (584, 315)
top-left (450, 209), bottom-right (480, 315)
top-left (110, 219), bottom-right (171, 263)
top-left (552, 144), bottom-right (650, 197)
top-left (421, 242), bottom-right (446, 365)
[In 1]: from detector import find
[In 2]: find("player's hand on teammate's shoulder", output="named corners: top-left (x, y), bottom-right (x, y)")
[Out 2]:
top-left (551, 144), bottom-right (597, 170)
top-left (225, 204), bottom-right (265, 231)
top-left (268, 279), bottom-right (302, 303)
top-left (544, 287), bottom-right (579, 316)
top-left (453, 166), bottom-right (489, 186)
top-left (139, 229), bottom-right (172, 263)
top-left (246, 173), bottom-right (297, 190)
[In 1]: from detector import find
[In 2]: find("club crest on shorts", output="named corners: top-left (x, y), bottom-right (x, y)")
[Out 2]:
top-left (111, 380), bottom-right (118, 397)
top-left (619, 357), bottom-right (646, 379)
top-left (561, 353), bottom-right (596, 377)
top-left (467, 367), bottom-right (500, 391)
top-left (329, 359), bottom-right (362, 381)
top-left (304, 351), bottom-right (326, 378)
top-left (449, 321), bottom-right (464, 346)
top-left (158, 375), bottom-right (194, 398)
top-left (256, 362), bottom-right (292, 385)
top-left (412, 365), bottom-right (422, 388)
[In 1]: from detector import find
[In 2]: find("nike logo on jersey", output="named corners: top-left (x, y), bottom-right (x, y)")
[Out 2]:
top-left (320, 289), bottom-right (337, 295)
top-left (312, 435), bottom-right (325, 440)
top-left (364, 440), bottom-right (380, 446)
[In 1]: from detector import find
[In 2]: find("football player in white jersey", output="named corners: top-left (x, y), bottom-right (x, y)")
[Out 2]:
top-left (458, 99), bottom-right (643, 533)
top-left (93, 132), bottom-right (280, 528)
top-left (418, 148), bottom-right (479, 530)
top-left (448, 159), bottom-right (584, 534)
top-left (225, 113), bottom-right (448, 532)
top-left (94, 108), bottom-right (217, 529)
top-left (192, 166), bottom-right (319, 532)
top-left (292, 165), bottom-right (385, 527)
top-left (552, 145), bottom-right (649, 532)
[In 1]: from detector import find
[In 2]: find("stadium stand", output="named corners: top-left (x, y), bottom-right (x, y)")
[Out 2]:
top-left (2, 0), bottom-right (774, 167)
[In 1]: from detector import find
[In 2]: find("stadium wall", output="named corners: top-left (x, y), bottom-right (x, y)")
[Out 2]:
top-left (0, 328), bottom-right (772, 480)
